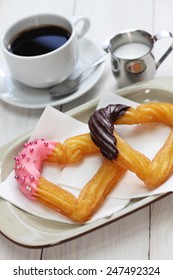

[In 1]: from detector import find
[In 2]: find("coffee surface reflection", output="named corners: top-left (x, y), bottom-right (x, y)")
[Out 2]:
top-left (8, 25), bottom-right (71, 56)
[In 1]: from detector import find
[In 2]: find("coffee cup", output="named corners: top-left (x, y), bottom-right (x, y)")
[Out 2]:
top-left (1, 14), bottom-right (90, 88)
top-left (104, 29), bottom-right (173, 88)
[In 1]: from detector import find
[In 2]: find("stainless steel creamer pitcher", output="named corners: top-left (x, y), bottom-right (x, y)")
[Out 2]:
top-left (104, 29), bottom-right (173, 88)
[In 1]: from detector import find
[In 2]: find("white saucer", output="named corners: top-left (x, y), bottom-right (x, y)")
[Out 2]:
top-left (0, 38), bottom-right (105, 109)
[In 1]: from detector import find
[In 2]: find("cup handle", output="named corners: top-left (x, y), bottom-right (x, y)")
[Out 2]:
top-left (70, 15), bottom-right (90, 39)
top-left (154, 30), bottom-right (173, 69)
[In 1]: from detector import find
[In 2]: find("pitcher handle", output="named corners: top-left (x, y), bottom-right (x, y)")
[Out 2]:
top-left (154, 30), bottom-right (173, 69)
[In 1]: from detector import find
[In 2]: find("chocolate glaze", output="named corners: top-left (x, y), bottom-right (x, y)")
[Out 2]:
top-left (88, 104), bottom-right (130, 160)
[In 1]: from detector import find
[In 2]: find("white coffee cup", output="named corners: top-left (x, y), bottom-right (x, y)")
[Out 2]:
top-left (1, 14), bottom-right (90, 88)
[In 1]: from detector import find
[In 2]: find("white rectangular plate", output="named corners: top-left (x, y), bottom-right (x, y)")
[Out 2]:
top-left (0, 77), bottom-right (173, 248)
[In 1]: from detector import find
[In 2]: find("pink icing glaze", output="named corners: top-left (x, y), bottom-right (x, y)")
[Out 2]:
top-left (14, 139), bottom-right (56, 199)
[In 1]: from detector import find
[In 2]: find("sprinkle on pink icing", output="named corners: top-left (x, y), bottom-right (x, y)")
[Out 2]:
top-left (14, 139), bottom-right (56, 199)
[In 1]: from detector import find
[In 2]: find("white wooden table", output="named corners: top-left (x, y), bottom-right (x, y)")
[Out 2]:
top-left (1, 0), bottom-right (173, 260)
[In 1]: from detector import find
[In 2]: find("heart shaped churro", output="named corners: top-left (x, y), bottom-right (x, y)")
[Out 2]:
top-left (14, 134), bottom-right (125, 223)
top-left (89, 102), bottom-right (173, 188)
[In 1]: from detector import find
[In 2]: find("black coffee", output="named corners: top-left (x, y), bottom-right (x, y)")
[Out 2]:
top-left (8, 25), bottom-right (71, 56)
